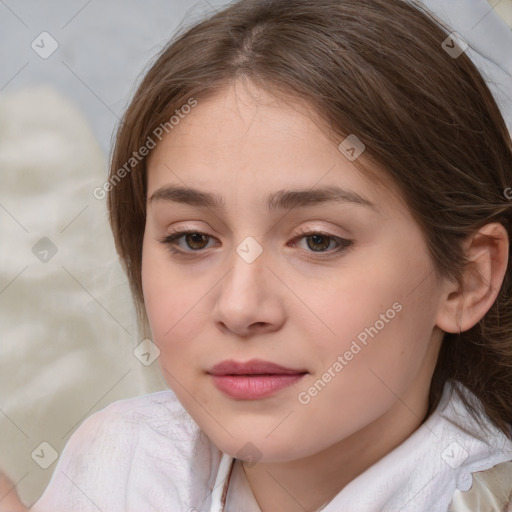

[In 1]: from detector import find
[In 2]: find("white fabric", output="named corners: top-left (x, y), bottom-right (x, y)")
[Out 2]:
top-left (30, 381), bottom-right (512, 512)
top-left (223, 460), bottom-right (262, 512)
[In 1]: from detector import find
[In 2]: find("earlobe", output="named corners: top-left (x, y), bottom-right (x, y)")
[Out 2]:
top-left (436, 222), bottom-right (509, 335)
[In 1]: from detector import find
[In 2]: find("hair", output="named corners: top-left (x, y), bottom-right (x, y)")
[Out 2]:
top-left (107, 0), bottom-right (512, 437)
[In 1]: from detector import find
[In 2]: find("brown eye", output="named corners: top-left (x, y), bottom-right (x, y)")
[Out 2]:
top-left (292, 231), bottom-right (352, 255)
top-left (305, 234), bottom-right (333, 252)
top-left (183, 233), bottom-right (209, 250)
top-left (159, 230), bottom-right (216, 254)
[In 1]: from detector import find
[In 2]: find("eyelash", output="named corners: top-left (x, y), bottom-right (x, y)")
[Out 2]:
top-left (158, 227), bottom-right (353, 258)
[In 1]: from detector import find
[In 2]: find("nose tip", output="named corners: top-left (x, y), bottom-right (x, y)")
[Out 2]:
top-left (217, 319), bottom-right (272, 337)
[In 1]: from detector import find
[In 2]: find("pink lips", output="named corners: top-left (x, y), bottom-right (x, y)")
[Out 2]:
top-left (208, 359), bottom-right (307, 400)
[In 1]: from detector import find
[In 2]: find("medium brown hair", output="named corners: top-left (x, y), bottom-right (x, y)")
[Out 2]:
top-left (108, 0), bottom-right (512, 436)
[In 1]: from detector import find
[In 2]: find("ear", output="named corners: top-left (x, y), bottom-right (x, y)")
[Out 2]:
top-left (436, 222), bottom-right (509, 334)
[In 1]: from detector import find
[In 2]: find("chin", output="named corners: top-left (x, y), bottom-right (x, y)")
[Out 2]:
top-left (204, 422), bottom-right (315, 464)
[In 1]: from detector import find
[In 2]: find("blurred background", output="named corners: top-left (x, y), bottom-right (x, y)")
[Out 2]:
top-left (0, 0), bottom-right (511, 507)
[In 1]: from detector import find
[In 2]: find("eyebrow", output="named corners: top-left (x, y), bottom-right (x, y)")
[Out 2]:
top-left (148, 184), bottom-right (377, 211)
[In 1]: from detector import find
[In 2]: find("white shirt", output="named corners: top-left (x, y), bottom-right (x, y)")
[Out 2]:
top-left (30, 380), bottom-right (512, 512)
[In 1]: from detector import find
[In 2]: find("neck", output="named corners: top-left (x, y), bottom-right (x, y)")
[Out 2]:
top-left (242, 384), bottom-right (432, 512)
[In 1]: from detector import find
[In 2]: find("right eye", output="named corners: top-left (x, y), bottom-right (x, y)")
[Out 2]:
top-left (159, 230), bottom-right (218, 255)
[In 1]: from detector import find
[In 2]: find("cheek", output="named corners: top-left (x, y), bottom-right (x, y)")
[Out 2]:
top-left (303, 247), bottom-right (439, 385)
top-left (291, 281), bottom-right (438, 445)
top-left (301, 270), bottom-right (399, 355)
top-left (142, 240), bottom-right (169, 333)
top-left (142, 239), bottom-right (189, 348)
top-left (141, 237), bottom-right (213, 375)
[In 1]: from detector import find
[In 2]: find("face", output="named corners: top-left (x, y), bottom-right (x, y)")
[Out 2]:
top-left (142, 80), bottom-right (446, 463)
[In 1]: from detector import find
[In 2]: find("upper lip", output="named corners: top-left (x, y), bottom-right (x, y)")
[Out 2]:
top-left (208, 359), bottom-right (307, 376)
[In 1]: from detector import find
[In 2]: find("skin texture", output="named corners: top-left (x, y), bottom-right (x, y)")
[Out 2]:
top-left (0, 473), bottom-right (27, 512)
top-left (142, 80), bottom-right (509, 511)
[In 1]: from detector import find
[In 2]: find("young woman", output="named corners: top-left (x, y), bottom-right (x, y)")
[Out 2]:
top-left (27, 0), bottom-right (512, 510)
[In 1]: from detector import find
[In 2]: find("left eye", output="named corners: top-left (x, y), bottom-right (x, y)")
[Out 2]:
top-left (292, 232), bottom-right (350, 253)
top-left (159, 230), bottom-right (352, 256)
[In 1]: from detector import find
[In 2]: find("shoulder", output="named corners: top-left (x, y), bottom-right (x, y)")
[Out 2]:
top-left (61, 388), bottom-right (191, 454)
top-left (437, 382), bottom-right (512, 511)
top-left (85, 388), bottom-right (196, 434)
top-left (448, 459), bottom-right (512, 512)
top-left (31, 389), bottom-right (219, 511)
top-left (66, 387), bottom-right (208, 465)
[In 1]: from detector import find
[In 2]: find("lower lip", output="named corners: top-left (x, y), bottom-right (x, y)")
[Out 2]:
top-left (211, 374), bottom-right (306, 399)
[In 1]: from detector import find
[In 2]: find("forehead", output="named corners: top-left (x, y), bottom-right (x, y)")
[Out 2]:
top-left (145, 81), bottom-right (405, 212)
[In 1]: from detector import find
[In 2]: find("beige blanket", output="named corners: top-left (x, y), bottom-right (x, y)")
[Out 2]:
top-left (0, 87), bottom-right (166, 506)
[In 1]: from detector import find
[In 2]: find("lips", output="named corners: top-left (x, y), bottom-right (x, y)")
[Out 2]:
top-left (208, 359), bottom-right (307, 399)
top-left (209, 359), bottom-right (306, 376)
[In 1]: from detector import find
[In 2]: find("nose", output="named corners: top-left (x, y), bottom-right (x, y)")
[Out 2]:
top-left (212, 241), bottom-right (286, 337)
